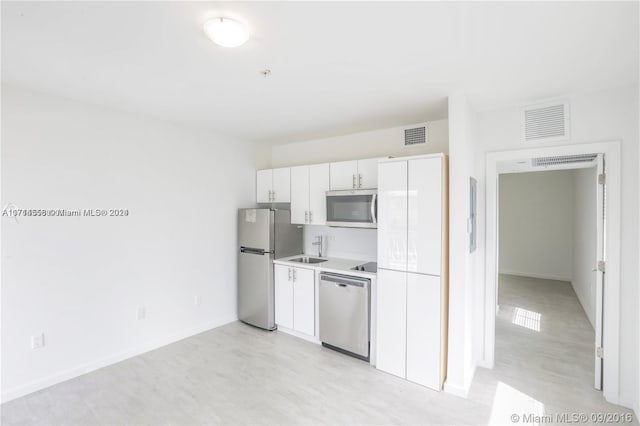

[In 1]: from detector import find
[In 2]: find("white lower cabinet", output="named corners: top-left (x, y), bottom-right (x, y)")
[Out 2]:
top-left (274, 264), bottom-right (294, 329)
top-left (376, 268), bottom-right (407, 378)
top-left (406, 273), bottom-right (441, 389)
top-left (274, 264), bottom-right (315, 336)
top-left (376, 268), bottom-right (444, 390)
top-left (292, 267), bottom-right (315, 335)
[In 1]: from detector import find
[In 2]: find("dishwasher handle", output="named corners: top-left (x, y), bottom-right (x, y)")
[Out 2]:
top-left (320, 273), bottom-right (369, 288)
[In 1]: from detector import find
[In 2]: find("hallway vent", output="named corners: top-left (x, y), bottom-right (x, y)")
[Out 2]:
top-left (532, 153), bottom-right (597, 167)
top-left (404, 125), bottom-right (427, 146)
top-left (522, 101), bottom-right (570, 142)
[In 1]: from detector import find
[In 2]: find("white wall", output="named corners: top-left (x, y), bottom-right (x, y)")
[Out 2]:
top-left (270, 119), bottom-right (448, 168)
top-left (303, 225), bottom-right (376, 261)
top-left (637, 79), bottom-right (640, 420)
top-left (572, 167), bottom-right (598, 327)
top-left (499, 170), bottom-right (575, 282)
top-left (445, 93), bottom-right (481, 396)
top-left (1, 85), bottom-right (257, 402)
top-left (474, 84), bottom-right (638, 407)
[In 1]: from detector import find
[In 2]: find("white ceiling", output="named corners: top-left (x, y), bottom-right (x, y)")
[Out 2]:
top-left (2, 1), bottom-right (638, 144)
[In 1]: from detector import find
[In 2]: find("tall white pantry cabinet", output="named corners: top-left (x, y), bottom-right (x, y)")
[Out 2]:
top-left (376, 153), bottom-right (449, 391)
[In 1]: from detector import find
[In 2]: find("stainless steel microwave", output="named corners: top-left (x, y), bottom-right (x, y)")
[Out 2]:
top-left (325, 190), bottom-right (377, 228)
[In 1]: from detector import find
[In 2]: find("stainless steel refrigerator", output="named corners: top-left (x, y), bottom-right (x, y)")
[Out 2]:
top-left (238, 208), bottom-right (302, 330)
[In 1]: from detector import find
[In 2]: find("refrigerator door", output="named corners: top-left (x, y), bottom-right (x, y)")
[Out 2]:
top-left (238, 250), bottom-right (275, 330)
top-left (238, 209), bottom-right (273, 252)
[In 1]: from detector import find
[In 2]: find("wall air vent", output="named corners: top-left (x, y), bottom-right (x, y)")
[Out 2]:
top-left (532, 153), bottom-right (597, 168)
top-left (404, 125), bottom-right (427, 146)
top-left (522, 101), bottom-right (570, 143)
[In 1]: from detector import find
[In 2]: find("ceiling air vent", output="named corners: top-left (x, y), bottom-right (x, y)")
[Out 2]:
top-left (532, 153), bottom-right (597, 168)
top-left (404, 125), bottom-right (427, 146)
top-left (522, 101), bottom-right (570, 143)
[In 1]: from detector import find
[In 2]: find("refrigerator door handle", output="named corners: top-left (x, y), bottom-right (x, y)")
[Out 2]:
top-left (240, 247), bottom-right (267, 255)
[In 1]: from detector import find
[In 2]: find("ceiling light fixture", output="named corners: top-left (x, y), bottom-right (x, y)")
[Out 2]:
top-left (203, 17), bottom-right (249, 48)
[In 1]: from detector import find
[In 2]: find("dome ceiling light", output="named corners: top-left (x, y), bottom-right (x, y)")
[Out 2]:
top-left (203, 17), bottom-right (249, 48)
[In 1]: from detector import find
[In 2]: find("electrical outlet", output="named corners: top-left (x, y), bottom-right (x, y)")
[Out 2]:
top-left (31, 333), bottom-right (45, 349)
top-left (136, 307), bottom-right (146, 320)
top-left (194, 295), bottom-right (202, 306)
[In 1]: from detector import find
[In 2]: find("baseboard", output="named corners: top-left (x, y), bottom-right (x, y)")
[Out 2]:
top-left (1, 315), bottom-right (237, 404)
top-left (443, 363), bottom-right (476, 398)
top-left (476, 359), bottom-right (493, 369)
top-left (276, 325), bottom-right (320, 344)
top-left (443, 380), bottom-right (470, 398)
top-left (499, 270), bottom-right (572, 282)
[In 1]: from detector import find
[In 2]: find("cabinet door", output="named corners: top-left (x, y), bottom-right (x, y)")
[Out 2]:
top-left (290, 166), bottom-right (309, 225)
top-left (330, 160), bottom-right (358, 190)
top-left (408, 157), bottom-right (442, 275)
top-left (292, 267), bottom-right (315, 336)
top-left (406, 273), bottom-right (441, 390)
top-left (308, 163), bottom-right (330, 225)
top-left (272, 168), bottom-right (291, 202)
top-left (377, 161), bottom-right (408, 271)
top-left (357, 158), bottom-right (380, 189)
top-left (256, 169), bottom-right (273, 203)
top-left (375, 268), bottom-right (407, 379)
top-left (274, 265), bottom-right (293, 329)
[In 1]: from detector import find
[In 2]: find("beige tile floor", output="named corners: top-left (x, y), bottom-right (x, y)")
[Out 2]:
top-left (1, 275), bottom-right (637, 425)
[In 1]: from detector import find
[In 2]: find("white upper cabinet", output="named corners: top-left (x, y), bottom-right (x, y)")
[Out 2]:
top-left (377, 160), bottom-right (408, 271)
top-left (308, 164), bottom-right (330, 225)
top-left (290, 163), bottom-right (329, 225)
top-left (260, 157), bottom-right (382, 205)
top-left (330, 158), bottom-right (383, 190)
top-left (407, 157), bottom-right (443, 275)
top-left (378, 155), bottom-right (444, 275)
top-left (272, 168), bottom-right (291, 202)
top-left (290, 166), bottom-right (309, 225)
top-left (330, 160), bottom-right (358, 190)
top-left (356, 158), bottom-right (380, 189)
top-left (256, 169), bottom-right (273, 203)
top-left (256, 167), bottom-right (291, 203)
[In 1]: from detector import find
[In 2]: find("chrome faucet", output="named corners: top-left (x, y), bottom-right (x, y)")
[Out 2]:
top-left (312, 235), bottom-right (323, 257)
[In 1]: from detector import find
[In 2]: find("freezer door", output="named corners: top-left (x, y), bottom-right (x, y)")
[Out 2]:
top-left (238, 209), bottom-right (273, 252)
top-left (273, 210), bottom-right (303, 258)
top-left (238, 250), bottom-right (275, 330)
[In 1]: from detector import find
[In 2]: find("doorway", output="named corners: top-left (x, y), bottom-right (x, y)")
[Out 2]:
top-left (496, 160), bottom-right (602, 403)
top-left (484, 142), bottom-right (621, 405)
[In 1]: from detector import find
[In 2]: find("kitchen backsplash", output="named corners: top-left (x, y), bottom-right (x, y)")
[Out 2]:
top-left (303, 225), bottom-right (377, 261)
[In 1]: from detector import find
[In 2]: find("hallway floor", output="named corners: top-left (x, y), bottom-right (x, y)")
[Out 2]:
top-left (466, 274), bottom-right (632, 424)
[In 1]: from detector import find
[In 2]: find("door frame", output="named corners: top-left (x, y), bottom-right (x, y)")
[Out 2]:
top-left (483, 141), bottom-right (621, 404)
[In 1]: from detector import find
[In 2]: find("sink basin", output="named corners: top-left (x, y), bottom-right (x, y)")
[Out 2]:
top-left (289, 256), bottom-right (327, 264)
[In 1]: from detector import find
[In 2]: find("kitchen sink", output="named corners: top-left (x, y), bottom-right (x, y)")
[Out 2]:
top-left (289, 256), bottom-right (327, 264)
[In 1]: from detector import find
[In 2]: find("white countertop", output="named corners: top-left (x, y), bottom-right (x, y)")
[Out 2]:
top-left (273, 255), bottom-right (377, 279)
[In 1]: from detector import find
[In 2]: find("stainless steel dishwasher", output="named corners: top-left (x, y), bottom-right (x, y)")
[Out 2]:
top-left (319, 272), bottom-right (370, 361)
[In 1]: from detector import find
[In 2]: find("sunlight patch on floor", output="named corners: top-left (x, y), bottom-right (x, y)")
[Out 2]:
top-left (512, 307), bottom-right (541, 331)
